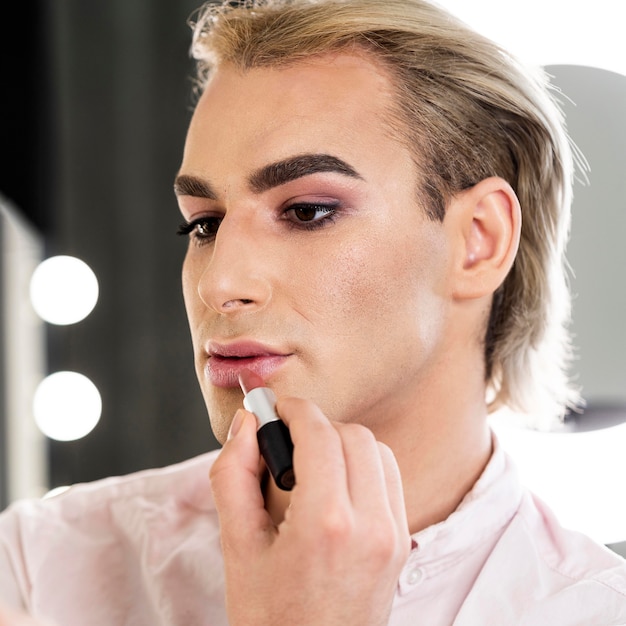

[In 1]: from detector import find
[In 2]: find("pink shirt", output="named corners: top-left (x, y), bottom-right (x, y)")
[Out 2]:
top-left (1, 435), bottom-right (625, 625)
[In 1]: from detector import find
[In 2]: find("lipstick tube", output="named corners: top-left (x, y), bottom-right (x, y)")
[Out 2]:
top-left (239, 370), bottom-right (295, 491)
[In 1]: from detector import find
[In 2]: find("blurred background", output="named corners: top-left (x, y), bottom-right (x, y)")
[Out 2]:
top-left (0, 0), bottom-right (214, 501)
top-left (1, 1), bottom-right (625, 554)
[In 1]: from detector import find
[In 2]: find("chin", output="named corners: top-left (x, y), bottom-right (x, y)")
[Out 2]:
top-left (206, 394), bottom-right (240, 445)
top-left (206, 408), bottom-right (229, 445)
top-left (211, 423), bottom-right (229, 446)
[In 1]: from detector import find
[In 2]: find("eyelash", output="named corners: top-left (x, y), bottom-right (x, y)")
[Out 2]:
top-left (176, 216), bottom-right (221, 242)
top-left (283, 202), bottom-right (338, 230)
top-left (176, 202), bottom-right (339, 244)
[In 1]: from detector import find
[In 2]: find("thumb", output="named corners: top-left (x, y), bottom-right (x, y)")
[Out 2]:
top-left (210, 410), bottom-right (274, 551)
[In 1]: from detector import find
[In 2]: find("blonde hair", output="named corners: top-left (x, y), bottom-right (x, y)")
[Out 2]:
top-left (189, 0), bottom-right (583, 428)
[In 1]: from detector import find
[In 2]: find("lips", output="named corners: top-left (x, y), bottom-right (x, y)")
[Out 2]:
top-left (205, 341), bottom-right (291, 388)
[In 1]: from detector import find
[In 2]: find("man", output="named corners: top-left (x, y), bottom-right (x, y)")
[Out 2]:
top-left (1, 0), bottom-right (625, 624)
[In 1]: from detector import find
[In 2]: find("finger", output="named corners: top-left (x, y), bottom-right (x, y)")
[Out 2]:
top-left (339, 427), bottom-right (410, 554)
top-left (275, 397), bottom-right (350, 509)
top-left (209, 409), bottom-right (274, 552)
top-left (377, 441), bottom-right (411, 543)
top-left (337, 423), bottom-right (389, 512)
top-left (338, 426), bottom-right (407, 534)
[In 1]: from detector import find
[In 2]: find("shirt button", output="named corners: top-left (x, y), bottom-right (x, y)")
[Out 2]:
top-left (406, 566), bottom-right (424, 585)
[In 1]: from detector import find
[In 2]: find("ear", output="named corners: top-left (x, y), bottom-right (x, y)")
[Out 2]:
top-left (446, 177), bottom-right (521, 300)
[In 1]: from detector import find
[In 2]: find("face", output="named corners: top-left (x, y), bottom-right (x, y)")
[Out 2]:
top-left (176, 52), bottom-right (455, 443)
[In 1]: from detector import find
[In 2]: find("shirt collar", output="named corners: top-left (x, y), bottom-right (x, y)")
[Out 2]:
top-left (405, 431), bottom-right (523, 575)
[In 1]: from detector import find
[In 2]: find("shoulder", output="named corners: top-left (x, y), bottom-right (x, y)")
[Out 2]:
top-left (59, 449), bottom-right (220, 511)
top-left (455, 487), bottom-right (626, 625)
top-left (0, 450), bottom-right (223, 608)
top-left (508, 490), bottom-right (626, 623)
top-left (0, 446), bottom-right (222, 534)
top-left (6, 448), bottom-right (221, 520)
top-left (0, 450), bottom-right (226, 615)
top-left (0, 451), bottom-right (222, 557)
top-left (517, 490), bottom-right (626, 584)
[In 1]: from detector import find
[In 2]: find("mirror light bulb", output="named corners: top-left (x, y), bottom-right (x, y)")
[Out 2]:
top-left (33, 371), bottom-right (102, 441)
top-left (30, 255), bottom-right (99, 325)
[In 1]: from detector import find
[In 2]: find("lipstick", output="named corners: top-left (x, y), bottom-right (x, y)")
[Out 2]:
top-left (238, 369), bottom-right (295, 491)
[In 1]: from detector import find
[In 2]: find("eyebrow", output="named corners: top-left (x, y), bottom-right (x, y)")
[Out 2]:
top-left (173, 174), bottom-right (217, 199)
top-left (173, 153), bottom-right (363, 199)
top-left (248, 153), bottom-right (363, 193)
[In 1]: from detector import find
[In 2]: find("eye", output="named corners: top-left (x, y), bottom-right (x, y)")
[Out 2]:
top-left (176, 216), bottom-right (222, 243)
top-left (284, 202), bottom-right (338, 229)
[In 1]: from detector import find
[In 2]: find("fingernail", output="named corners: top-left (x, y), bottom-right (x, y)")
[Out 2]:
top-left (228, 409), bottom-right (245, 441)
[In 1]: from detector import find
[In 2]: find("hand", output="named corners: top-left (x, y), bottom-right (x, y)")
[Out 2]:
top-left (210, 397), bottom-right (411, 626)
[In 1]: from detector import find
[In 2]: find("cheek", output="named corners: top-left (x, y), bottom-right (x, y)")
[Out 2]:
top-left (313, 229), bottom-right (450, 388)
top-left (181, 257), bottom-right (208, 371)
top-left (296, 231), bottom-right (449, 426)
top-left (181, 255), bottom-right (203, 322)
top-left (320, 252), bottom-right (375, 317)
top-left (288, 243), bottom-right (382, 338)
top-left (319, 235), bottom-right (441, 326)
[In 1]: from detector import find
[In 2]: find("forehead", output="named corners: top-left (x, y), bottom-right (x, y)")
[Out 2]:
top-left (202, 50), bottom-right (397, 116)
top-left (180, 52), bottom-right (409, 180)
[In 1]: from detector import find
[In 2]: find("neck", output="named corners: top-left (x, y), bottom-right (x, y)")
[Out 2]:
top-left (264, 396), bottom-right (493, 536)
top-left (383, 401), bottom-right (493, 534)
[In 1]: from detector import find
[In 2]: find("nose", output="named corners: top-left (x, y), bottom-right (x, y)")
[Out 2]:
top-left (196, 217), bottom-right (272, 314)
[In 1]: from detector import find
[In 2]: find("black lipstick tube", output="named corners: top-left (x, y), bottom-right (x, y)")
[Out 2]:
top-left (242, 386), bottom-right (295, 491)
